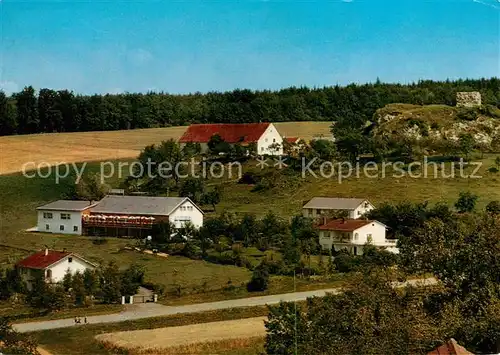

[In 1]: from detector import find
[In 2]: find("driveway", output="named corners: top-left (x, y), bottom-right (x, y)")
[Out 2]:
top-left (14, 277), bottom-right (436, 333)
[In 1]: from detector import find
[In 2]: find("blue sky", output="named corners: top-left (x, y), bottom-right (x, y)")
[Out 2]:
top-left (0, 0), bottom-right (498, 95)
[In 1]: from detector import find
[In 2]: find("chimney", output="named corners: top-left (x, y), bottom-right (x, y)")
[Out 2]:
top-left (341, 217), bottom-right (346, 224)
top-left (323, 216), bottom-right (327, 226)
top-left (44, 246), bottom-right (49, 256)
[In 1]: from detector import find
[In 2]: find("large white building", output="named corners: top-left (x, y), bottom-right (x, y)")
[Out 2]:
top-left (179, 122), bottom-right (284, 155)
top-left (317, 219), bottom-right (398, 255)
top-left (303, 197), bottom-right (375, 219)
top-left (36, 196), bottom-right (204, 237)
top-left (16, 249), bottom-right (96, 291)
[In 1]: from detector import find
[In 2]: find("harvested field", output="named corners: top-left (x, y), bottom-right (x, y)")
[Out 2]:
top-left (0, 122), bottom-right (332, 175)
top-left (95, 316), bottom-right (266, 353)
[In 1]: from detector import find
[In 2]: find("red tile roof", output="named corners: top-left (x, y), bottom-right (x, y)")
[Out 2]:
top-left (284, 137), bottom-right (299, 143)
top-left (179, 123), bottom-right (271, 144)
top-left (318, 219), bottom-right (374, 232)
top-left (16, 250), bottom-right (71, 269)
top-left (427, 339), bottom-right (473, 355)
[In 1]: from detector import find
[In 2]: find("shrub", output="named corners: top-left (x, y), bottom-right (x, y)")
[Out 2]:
top-left (488, 166), bottom-right (499, 173)
top-left (486, 200), bottom-right (500, 215)
top-left (238, 172), bottom-right (260, 185)
top-left (247, 262), bottom-right (269, 292)
top-left (457, 108), bottom-right (479, 121)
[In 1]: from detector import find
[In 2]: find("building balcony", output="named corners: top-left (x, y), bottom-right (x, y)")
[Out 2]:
top-left (82, 214), bottom-right (155, 229)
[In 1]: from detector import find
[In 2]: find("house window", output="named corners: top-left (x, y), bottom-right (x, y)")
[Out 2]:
top-left (261, 147), bottom-right (264, 152)
top-left (367, 234), bottom-right (373, 243)
top-left (265, 138), bottom-right (268, 142)
top-left (316, 209), bottom-right (321, 215)
top-left (46, 269), bottom-right (52, 279)
top-left (60, 225), bottom-right (65, 231)
top-left (61, 213), bottom-right (71, 220)
top-left (68, 257), bottom-right (73, 263)
top-left (358, 210), bottom-right (361, 216)
top-left (273, 138), bottom-right (276, 143)
top-left (73, 226), bottom-right (78, 232)
top-left (354, 233), bottom-right (359, 241)
top-left (43, 212), bottom-right (53, 219)
top-left (45, 224), bottom-right (50, 230)
top-left (188, 206), bottom-right (193, 211)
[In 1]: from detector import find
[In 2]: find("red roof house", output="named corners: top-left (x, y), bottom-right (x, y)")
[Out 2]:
top-left (179, 123), bottom-right (271, 144)
top-left (16, 249), bottom-right (71, 269)
top-left (284, 136), bottom-right (300, 144)
top-left (427, 339), bottom-right (473, 355)
top-left (16, 249), bottom-right (96, 290)
top-left (179, 122), bottom-right (284, 155)
top-left (317, 218), bottom-right (374, 232)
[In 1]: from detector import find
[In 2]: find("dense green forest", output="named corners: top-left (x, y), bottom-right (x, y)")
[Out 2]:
top-left (0, 78), bottom-right (499, 136)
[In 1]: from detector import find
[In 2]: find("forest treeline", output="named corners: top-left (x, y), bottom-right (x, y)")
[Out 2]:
top-left (0, 78), bottom-right (499, 136)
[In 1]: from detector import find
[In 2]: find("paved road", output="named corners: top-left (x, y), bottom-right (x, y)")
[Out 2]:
top-left (14, 278), bottom-right (436, 333)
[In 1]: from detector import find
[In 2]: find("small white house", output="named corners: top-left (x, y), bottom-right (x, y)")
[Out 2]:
top-left (37, 200), bottom-right (97, 235)
top-left (179, 122), bottom-right (284, 155)
top-left (16, 249), bottom-right (96, 291)
top-left (303, 197), bottom-right (375, 220)
top-left (317, 219), bottom-right (398, 255)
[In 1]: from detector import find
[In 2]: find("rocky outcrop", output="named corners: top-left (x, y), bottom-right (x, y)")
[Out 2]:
top-left (456, 92), bottom-right (482, 108)
top-left (371, 103), bottom-right (500, 151)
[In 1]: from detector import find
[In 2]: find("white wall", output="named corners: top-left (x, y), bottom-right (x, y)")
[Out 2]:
top-left (37, 210), bottom-right (84, 235)
top-left (303, 201), bottom-right (374, 220)
top-left (257, 124), bottom-right (283, 155)
top-left (318, 221), bottom-right (395, 255)
top-left (352, 201), bottom-right (375, 219)
top-left (48, 256), bottom-right (94, 283)
top-left (168, 200), bottom-right (203, 229)
top-left (19, 256), bottom-right (94, 290)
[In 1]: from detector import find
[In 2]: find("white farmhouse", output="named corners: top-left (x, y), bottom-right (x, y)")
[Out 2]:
top-left (179, 122), bottom-right (284, 155)
top-left (303, 197), bottom-right (375, 219)
top-left (37, 200), bottom-right (97, 235)
top-left (16, 249), bottom-right (96, 291)
top-left (317, 219), bottom-right (398, 255)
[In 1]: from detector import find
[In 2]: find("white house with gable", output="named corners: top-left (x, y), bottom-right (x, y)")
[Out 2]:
top-left (303, 197), bottom-right (375, 219)
top-left (37, 200), bottom-right (97, 235)
top-left (16, 249), bottom-right (96, 291)
top-left (317, 219), bottom-right (398, 255)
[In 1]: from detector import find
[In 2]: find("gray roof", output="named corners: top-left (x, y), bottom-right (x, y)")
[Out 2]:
top-left (37, 200), bottom-right (96, 211)
top-left (302, 197), bottom-right (369, 210)
top-left (90, 195), bottom-right (193, 216)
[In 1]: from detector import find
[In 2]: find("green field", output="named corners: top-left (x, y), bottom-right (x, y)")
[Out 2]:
top-left (1, 153), bottom-right (500, 313)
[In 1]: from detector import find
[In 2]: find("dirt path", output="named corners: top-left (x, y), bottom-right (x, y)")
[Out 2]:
top-left (96, 317), bottom-right (266, 351)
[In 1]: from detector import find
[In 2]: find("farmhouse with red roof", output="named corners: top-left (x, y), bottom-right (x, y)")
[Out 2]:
top-left (16, 248), bottom-right (96, 291)
top-left (316, 218), bottom-right (398, 255)
top-left (179, 122), bottom-right (283, 155)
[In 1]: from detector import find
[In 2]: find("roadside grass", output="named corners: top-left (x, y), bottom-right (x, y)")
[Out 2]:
top-left (0, 303), bottom-right (124, 323)
top-left (30, 306), bottom-right (270, 355)
top-left (160, 274), bottom-right (346, 306)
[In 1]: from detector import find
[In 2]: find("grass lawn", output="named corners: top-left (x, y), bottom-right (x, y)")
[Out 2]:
top-left (216, 154), bottom-right (500, 217)
top-left (30, 306), bottom-right (270, 355)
